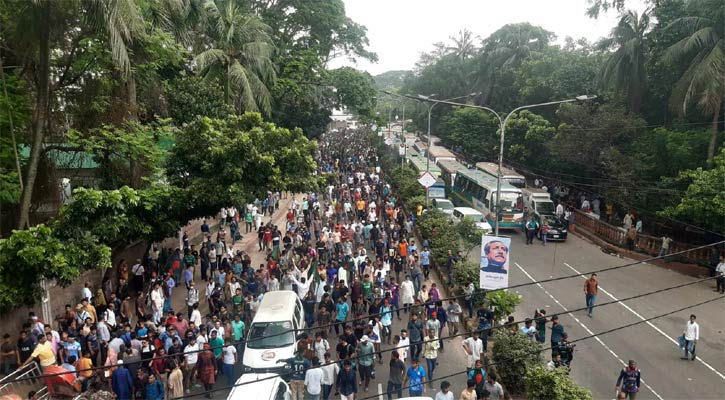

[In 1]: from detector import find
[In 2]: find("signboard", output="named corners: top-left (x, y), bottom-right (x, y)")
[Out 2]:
top-left (371, 124), bottom-right (378, 133)
top-left (417, 171), bottom-right (437, 188)
top-left (480, 235), bottom-right (510, 290)
top-left (398, 144), bottom-right (406, 156)
top-left (377, 127), bottom-right (383, 137)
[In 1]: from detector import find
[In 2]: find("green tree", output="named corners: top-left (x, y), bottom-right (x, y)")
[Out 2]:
top-left (491, 329), bottom-right (543, 395)
top-left (598, 10), bottom-right (651, 113)
top-left (526, 365), bottom-right (593, 400)
top-left (164, 76), bottom-right (235, 124)
top-left (194, 0), bottom-right (276, 114)
top-left (12, 0), bottom-right (142, 228)
top-left (660, 148), bottom-right (725, 234)
top-left (328, 67), bottom-right (378, 120)
top-left (0, 224), bottom-right (111, 313)
top-left (443, 108), bottom-right (498, 161)
top-left (166, 113), bottom-right (319, 217)
top-left (503, 110), bottom-right (556, 167)
top-left (446, 29), bottom-right (479, 60)
top-left (664, 0), bottom-right (724, 163)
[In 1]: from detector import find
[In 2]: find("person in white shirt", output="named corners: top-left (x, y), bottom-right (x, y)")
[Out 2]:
top-left (462, 331), bottom-right (483, 370)
top-left (190, 304), bottom-right (202, 326)
top-left (184, 337), bottom-right (200, 390)
top-left (221, 338), bottom-right (237, 386)
top-left (314, 333), bottom-right (330, 362)
top-left (682, 314), bottom-right (700, 360)
top-left (104, 303), bottom-right (117, 330)
top-left (555, 202), bottom-right (564, 219)
top-left (397, 331), bottom-right (410, 361)
top-left (320, 353), bottom-right (339, 400)
top-left (435, 381), bottom-right (454, 400)
top-left (150, 282), bottom-right (164, 324)
top-left (304, 357), bottom-right (323, 400)
top-left (715, 255), bottom-right (725, 293)
top-left (81, 282), bottom-right (93, 302)
top-left (519, 318), bottom-right (537, 341)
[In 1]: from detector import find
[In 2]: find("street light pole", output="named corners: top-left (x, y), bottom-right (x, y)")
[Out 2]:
top-left (420, 93), bottom-right (480, 207)
top-left (401, 94), bottom-right (596, 235)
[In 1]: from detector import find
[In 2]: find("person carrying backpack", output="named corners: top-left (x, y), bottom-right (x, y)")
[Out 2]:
top-left (615, 360), bottom-right (641, 399)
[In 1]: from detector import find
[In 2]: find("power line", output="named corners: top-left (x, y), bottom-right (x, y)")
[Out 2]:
top-left (9, 271), bottom-right (720, 385)
top-left (352, 294), bottom-right (725, 400)
top-left (164, 293), bottom-right (725, 400)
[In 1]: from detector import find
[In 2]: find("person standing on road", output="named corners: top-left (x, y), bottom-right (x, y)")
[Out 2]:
top-left (682, 314), bottom-right (699, 361)
top-left (715, 255), bottom-right (725, 293)
top-left (584, 273), bottom-right (598, 317)
top-left (615, 359), bottom-right (641, 399)
top-left (462, 331), bottom-right (483, 371)
top-left (550, 315), bottom-right (565, 355)
top-left (288, 350), bottom-right (311, 400)
top-left (534, 309), bottom-right (547, 343)
top-left (483, 373), bottom-right (504, 400)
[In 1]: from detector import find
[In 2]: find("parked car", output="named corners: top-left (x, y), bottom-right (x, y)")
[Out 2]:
top-left (538, 214), bottom-right (568, 241)
top-left (432, 198), bottom-right (455, 215)
top-left (451, 207), bottom-right (492, 233)
top-left (227, 373), bottom-right (290, 400)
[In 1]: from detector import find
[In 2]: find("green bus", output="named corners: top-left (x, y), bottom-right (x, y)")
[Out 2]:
top-left (450, 168), bottom-right (525, 230)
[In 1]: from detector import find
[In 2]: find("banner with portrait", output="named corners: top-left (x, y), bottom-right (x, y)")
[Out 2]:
top-left (480, 235), bottom-right (510, 290)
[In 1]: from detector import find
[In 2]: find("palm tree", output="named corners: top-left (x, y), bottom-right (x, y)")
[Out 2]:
top-left (447, 29), bottom-right (479, 60)
top-left (14, 0), bottom-right (142, 228)
top-left (195, 0), bottom-right (276, 114)
top-left (664, 0), bottom-right (724, 164)
top-left (598, 10), bottom-right (651, 113)
top-left (478, 23), bottom-right (553, 104)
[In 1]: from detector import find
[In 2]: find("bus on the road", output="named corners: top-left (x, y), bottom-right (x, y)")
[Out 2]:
top-left (451, 168), bottom-right (524, 230)
top-left (475, 161), bottom-right (526, 188)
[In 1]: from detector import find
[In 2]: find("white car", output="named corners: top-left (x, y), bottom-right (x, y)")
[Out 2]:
top-left (431, 198), bottom-right (455, 215)
top-left (452, 207), bottom-right (492, 233)
top-left (226, 373), bottom-right (290, 400)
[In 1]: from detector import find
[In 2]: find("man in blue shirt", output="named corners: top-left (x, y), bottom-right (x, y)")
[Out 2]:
top-left (405, 359), bottom-right (426, 396)
top-left (420, 247), bottom-right (431, 280)
top-left (334, 296), bottom-right (349, 335)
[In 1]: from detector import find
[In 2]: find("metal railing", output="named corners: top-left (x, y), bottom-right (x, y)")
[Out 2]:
top-left (0, 363), bottom-right (49, 399)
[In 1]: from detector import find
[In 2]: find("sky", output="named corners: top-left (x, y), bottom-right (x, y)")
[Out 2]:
top-left (330, 0), bottom-right (648, 75)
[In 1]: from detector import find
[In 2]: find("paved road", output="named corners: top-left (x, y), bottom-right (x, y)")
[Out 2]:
top-left (169, 198), bottom-right (470, 400)
top-left (492, 230), bottom-right (725, 400)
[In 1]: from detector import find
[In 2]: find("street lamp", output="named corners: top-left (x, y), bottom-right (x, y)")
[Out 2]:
top-left (405, 94), bottom-right (597, 235)
top-left (417, 93), bottom-right (480, 207)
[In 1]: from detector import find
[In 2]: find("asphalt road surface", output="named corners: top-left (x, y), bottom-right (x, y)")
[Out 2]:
top-left (499, 230), bottom-right (725, 400)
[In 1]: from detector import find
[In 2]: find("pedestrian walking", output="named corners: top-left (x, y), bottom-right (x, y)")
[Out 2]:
top-left (304, 357), bottom-right (323, 400)
top-left (320, 353), bottom-right (339, 400)
top-left (289, 350), bottom-right (311, 400)
top-left (196, 343), bottom-right (217, 399)
top-left (584, 273), bottom-right (598, 317)
top-left (615, 360), bottom-right (641, 399)
top-left (422, 329), bottom-right (439, 387)
top-left (336, 360), bottom-right (358, 400)
top-left (435, 381), bottom-right (454, 400)
top-left (386, 351), bottom-right (405, 400)
top-left (483, 373), bottom-right (504, 400)
top-left (681, 314), bottom-right (699, 361)
top-left (404, 359), bottom-right (426, 397)
top-left (356, 336), bottom-right (374, 392)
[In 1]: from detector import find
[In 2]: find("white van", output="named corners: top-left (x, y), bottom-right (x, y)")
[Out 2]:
top-left (227, 373), bottom-right (290, 400)
top-left (242, 291), bottom-right (305, 374)
top-left (451, 207), bottom-right (492, 233)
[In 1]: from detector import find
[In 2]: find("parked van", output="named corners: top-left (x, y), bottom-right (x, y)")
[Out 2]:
top-left (522, 188), bottom-right (555, 216)
top-left (227, 373), bottom-right (290, 400)
top-left (242, 291), bottom-right (305, 374)
top-left (451, 207), bottom-right (492, 233)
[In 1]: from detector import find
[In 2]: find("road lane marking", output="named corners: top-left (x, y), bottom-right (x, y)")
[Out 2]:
top-left (515, 261), bottom-right (664, 400)
top-left (563, 262), bottom-right (725, 381)
top-left (378, 383), bottom-right (383, 400)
